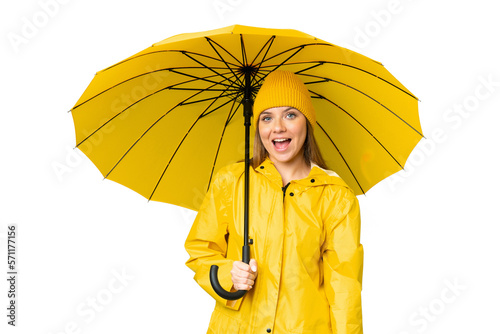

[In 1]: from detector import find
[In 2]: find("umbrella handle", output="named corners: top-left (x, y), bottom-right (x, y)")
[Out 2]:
top-left (209, 245), bottom-right (250, 300)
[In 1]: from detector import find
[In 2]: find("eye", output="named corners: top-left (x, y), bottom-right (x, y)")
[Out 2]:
top-left (286, 112), bottom-right (296, 119)
top-left (261, 116), bottom-right (271, 122)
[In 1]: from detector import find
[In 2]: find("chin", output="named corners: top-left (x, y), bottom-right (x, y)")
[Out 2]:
top-left (270, 153), bottom-right (299, 164)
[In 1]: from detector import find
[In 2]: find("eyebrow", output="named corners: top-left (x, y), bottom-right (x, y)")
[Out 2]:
top-left (260, 107), bottom-right (296, 115)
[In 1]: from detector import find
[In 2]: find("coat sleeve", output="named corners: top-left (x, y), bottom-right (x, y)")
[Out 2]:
top-left (322, 187), bottom-right (364, 334)
top-left (184, 169), bottom-right (243, 310)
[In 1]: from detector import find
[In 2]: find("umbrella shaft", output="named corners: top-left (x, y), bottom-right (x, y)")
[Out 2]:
top-left (243, 70), bottom-right (252, 254)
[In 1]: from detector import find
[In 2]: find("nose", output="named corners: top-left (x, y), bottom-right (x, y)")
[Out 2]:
top-left (272, 117), bottom-right (286, 132)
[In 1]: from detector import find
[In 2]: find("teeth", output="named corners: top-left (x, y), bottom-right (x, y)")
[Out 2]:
top-left (273, 138), bottom-right (289, 142)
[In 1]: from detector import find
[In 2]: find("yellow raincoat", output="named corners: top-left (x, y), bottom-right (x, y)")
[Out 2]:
top-left (185, 157), bottom-right (364, 334)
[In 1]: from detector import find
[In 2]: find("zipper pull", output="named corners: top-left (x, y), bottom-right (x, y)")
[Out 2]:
top-left (282, 182), bottom-right (291, 201)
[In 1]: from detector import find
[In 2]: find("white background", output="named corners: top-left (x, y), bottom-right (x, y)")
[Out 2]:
top-left (1, 0), bottom-right (499, 333)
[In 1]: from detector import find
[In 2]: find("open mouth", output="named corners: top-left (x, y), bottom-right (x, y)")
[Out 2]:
top-left (272, 138), bottom-right (291, 151)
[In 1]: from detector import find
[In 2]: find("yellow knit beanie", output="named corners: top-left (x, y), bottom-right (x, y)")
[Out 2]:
top-left (253, 70), bottom-right (316, 129)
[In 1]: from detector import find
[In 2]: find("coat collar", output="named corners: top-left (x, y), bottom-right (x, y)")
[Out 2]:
top-left (255, 157), bottom-right (350, 189)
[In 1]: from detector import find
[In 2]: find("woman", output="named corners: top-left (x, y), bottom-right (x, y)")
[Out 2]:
top-left (185, 71), bottom-right (364, 334)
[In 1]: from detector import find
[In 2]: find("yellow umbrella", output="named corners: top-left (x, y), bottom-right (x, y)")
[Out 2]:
top-left (71, 24), bottom-right (422, 299)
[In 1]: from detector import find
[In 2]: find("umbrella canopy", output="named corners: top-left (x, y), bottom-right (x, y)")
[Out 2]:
top-left (71, 24), bottom-right (422, 212)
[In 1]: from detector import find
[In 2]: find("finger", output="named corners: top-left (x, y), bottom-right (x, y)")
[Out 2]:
top-left (249, 259), bottom-right (258, 273)
top-left (235, 278), bottom-right (255, 290)
top-left (233, 261), bottom-right (251, 272)
top-left (231, 270), bottom-right (255, 289)
top-left (232, 269), bottom-right (256, 281)
top-left (233, 282), bottom-right (254, 291)
top-left (233, 275), bottom-right (255, 284)
top-left (234, 284), bottom-right (252, 291)
top-left (231, 270), bottom-right (255, 284)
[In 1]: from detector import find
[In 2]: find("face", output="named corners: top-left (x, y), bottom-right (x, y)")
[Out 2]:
top-left (258, 106), bottom-right (307, 165)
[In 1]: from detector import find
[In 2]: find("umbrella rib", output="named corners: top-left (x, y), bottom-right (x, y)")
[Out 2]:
top-left (199, 94), bottom-right (238, 118)
top-left (170, 68), bottom-right (245, 91)
top-left (75, 89), bottom-right (168, 149)
top-left (249, 35), bottom-right (275, 68)
top-left (303, 74), bottom-right (423, 137)
top-left (205, 37), bottom-right (243, 87)
top-left (167, 87), bottom-right (235, 92)
top-left (206, 37), bottom-right (244, 67)
top-left (180, 50), bottom-right (237, 87)
top-left (71, 67), bottom-right (235, 111)
top-left (74, 73), bottom-right (236, 148)
top-left (217, 71), bottom-right (245, 125)
top-left (252, 42), bottom-right (416, 100)
top-left (103, 83), bottom-right (221, 180)
top-left (253, 46), bottom-right (307, 86)
top-left (168, 68), bottom-right (237, 90)
top-left (185, 70), bottom-right (246, 111)
top-left (240, 34), bottom-right (248, 66)
top-left (315, 121), bottom-right (366, 194)
top-left (260, 60), bottom-right (418, 100)
top-left (207, 91), bottom-right (244, 190)
top-left (310, 89), bottom-right (406, 170)
top-left (255, 43), bottom-right (330, 67)
top-left (250, 36), bottom-right (276, 87)
top-left (179, 91), bottom-right (239, 107)
top-left (226, 93), bottom-right (243, 124)
top-left (293, 62), bottom-right (325, 74)
top-left (148, 87), bottom-right (239, 201)
top-left (191, 70), bottom-right (244, 121)
top-left (179, 50), bottom-right (241, 68)
top-left (99, 50), bottom-right (239, 73)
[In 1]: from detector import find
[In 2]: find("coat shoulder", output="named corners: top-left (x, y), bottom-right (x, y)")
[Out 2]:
top-left (312, 166), bottom-right (354, 193)
top-left (212, 161), bottom-right (246, 185)
top-left (313, 168), bottom-right (357, 207)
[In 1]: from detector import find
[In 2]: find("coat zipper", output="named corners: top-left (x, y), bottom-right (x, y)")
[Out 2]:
top-left (281, 182), bottom-right (291, 202)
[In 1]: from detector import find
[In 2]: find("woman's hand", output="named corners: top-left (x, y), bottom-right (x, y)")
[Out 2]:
top-left (231, 259), bottom-right (258, 291)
